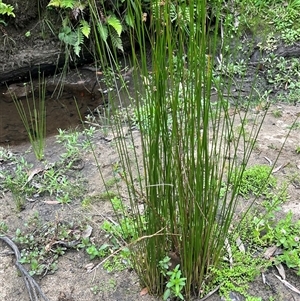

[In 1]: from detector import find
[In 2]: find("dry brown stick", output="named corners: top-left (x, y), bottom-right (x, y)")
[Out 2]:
top-left (0, 235), bottom-right (50, 301)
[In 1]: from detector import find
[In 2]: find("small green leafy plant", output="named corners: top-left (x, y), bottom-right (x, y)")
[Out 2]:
top-left (0, 141), bottom-right (87, 209)
top-left (0, 0), bottom-right (15, 25)
top-left (288, 121), bottom-right (300, 130)
top-left (236, 165), bottom-right (276, 197)
top-left (264, 56), bottom-right (300, 92)
top-left (90, 278), bottom-right (117, 295)
top-left (209, 245), bottom-right (270, 301)
top-left (1, 156), bottom-right (34, 211)
top-left (0, 221), bottom-right (8, 234)
top-left (101, 197), bottom-right (143, 242)
top-left (269, 211), bottom-right (300, 273)
top-left (56, 127), bottom-right (95, 162)
top-left (272, 109), bottom-right (282, 118)
top-left (86, 243), bottom-right (110, 260)
top-left (159, 256), bottom-right (186, 301)
top-left (47, 0), bottom-right (127, 55)
top-left (14, 216), bottom-right (92, 276)
top-left (47, 0), bottom-right (90, 56)
top-left (83, 197), bottom-right (139, 272)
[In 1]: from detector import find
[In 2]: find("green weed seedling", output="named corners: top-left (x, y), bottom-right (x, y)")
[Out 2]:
top-left (56, 192), bottom-right (71, 204)
top-left (209, 243), bottom-right (270, 301)
top-left (57, 129), bottom-right (82, 159)
top-left (85, 241), bottom-right (130, 272)
top-left (103, 248), bottom-right (131, 272)
top-left (164, 265), bottom-right (186, 301)
top-left (90, 278), bottom-right (117, 295)
top-left (14, 217), bottom-right (92, 276)
top-left (1, 156), bottom-right (34, 211)
top-left (236, 165), bottom-right (276, 197)
top-left (1, 148), bottom-right (85, 209)
top-left (101, 217), bottom-right (136, 243)
top-left (0, 221), bottom-right (8, 234)
top-left (243, 183), bottom-right (288, 247)
top-left (102, 191), bottom-right (119, 200)
top-left (56, 127), bottom-right (95, 165)
top-left (0, 0), bottom-right (15, 25)
top-left (159, 257), bottom-right (186, 301)
top-left (102, 196), bottom-right (142, 242)
top-left (81, 193), bottom-right (112, 207)
top-left (274, 212), bottom-right (300, 273)
top-left (249, 210), bottom-right (300, 274)
top-left (288, 121), bottom-right (300, 130)
top-left (262, 183), bottom-right (288, 214)
top-left (86, 243), bottom-right (110, 260)
top-left (85, 197), bottom-right (142, 272)
top-left (272, 109), bottom-right (282, 118)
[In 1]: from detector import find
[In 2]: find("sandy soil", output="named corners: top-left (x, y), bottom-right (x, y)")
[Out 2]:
top-left (0, 100), bottom-right (300, 301)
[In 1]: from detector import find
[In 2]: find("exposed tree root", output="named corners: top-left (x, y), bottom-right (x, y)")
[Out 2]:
top-left (0, 235), bottom-right (50, 301)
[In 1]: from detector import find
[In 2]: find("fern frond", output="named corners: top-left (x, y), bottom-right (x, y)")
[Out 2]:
top-left (73, 44), bottom-right (81, 56)
top-left (169, 3), bottom-right (177, 22)
top-left (61, 0), bottom-right (74, 9)
top-left (74, 0), bottom-right (87, 11)
top-left (110, 28), bottom-right (123, 52)
top-left (125, 13), bottom-right (134, 28)
top-left (0, 1), bottom-right (15, 17)
top-left (80, 19), bottom-right (90, 38)
top-left (107, 15), bottom-right (122, 37)
top-left (76, 27), bottom-right (84, 46)
top-left (47, 0), bottom-right (62, 8)
top-left (73, 28), bottom-right (83, 56)
top-left (97, 23), bottom-right (108, 42)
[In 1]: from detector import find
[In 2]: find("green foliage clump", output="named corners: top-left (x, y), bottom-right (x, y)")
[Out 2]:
top-left (83, 197), bottom-right (141, 273)
top-left (14, 215), bottom-right (90, 276)
top-left (47, 0), bottom-right (131, 55)
top-left (47, 0), bottom-right (90, 56)
top-left (264, 56), bottom-right (300, 91)
top-left (0, 0), bottom-right (15, 25)
top-left (0, 129), bottom-right (94, 210)
top-left (210, 246), bottom-right (269, 301)
top-left (159, 257), bottom-right (187, 301)
top-left (237, 165), bottom-right (276, 197)
top-left (251, 211), bottom-right (300, 274)
top-left (228, 0), bottom-right (300, 45)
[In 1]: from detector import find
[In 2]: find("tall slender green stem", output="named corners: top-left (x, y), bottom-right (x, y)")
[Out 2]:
top-left (93, 0), bottom-right (271, 299)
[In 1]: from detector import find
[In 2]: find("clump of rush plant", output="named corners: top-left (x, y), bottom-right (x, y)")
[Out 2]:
top-left (90, 0), bottom-right (289, 300)
top-left (12, 73), bottom-right (46, 161)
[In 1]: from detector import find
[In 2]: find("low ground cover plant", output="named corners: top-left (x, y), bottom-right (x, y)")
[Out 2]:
top-left (0, 128), bottom-right (94, 210)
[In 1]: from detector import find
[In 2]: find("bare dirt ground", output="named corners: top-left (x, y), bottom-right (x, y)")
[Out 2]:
top-left (0, 100), bottom-right (300, 301)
